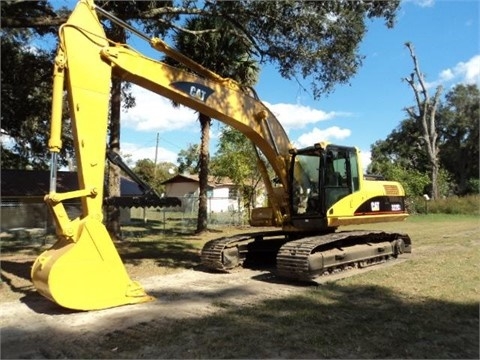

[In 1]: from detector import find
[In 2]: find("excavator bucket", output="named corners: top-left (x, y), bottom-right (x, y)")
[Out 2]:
top-left (31, 218), bottom-right (153, 311)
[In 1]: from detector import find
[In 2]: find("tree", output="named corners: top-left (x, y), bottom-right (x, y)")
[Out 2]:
top-left (177, 144), bottom-right (200, 175)
top-left (369, 117), bottom-right (428, 174)
top-left (2, 0), bottom-right (401, 167)
top-left (133, 158), bottom-right (156, 185)
top-left (370, 84), bottom-right (480, 197)
top-left (403, 42), bottom-right (443, 199)
top-left (169, 15), bottom-right (260, 233)
top-left (0, 3), bottom-right (74, 170)
top-left (133, 158), bottom-right (176, 194)
top-left (211, 126), bottom-right (265, 217)
top-left (0, 1), bottom-right (65, 31)
top-left (1, 34), bottom-right (53, 169)
top-left (104, 20), bottom-right (128, 239)
top-left (196, 112), bottom-right (211, 232)
top-left (438, 84), bottom-right (479, 194)
top-left (3, 0), bottom-right (401, 100)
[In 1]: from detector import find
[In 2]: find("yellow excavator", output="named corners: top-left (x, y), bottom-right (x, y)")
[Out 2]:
top-left (32, 0), bottom-right (411, 310)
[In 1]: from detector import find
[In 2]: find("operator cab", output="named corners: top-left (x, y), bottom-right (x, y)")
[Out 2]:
top-left (289, 143), bottom-right (360, 231)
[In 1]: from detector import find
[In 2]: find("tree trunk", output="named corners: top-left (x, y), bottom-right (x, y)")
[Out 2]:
top-left (196, 113), bottom-right (211, 233)
top-left (423, 132), bottom-right (441, 200)
top-left (431, 161), bottom-right (439, 200)
top-left (404, 42), bottom-right (443, 199)
top-left (456, 148), bottom-right (469, 195)
top-left (106, 77), bottom-right (122, 240)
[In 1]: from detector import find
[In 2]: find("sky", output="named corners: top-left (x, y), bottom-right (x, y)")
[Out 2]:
top-left (118, 0), bottom-right (480, 171)
top-left (16, 0), bottom-right (480, 171)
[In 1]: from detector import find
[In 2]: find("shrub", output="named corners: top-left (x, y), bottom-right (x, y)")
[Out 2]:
top-left (407, 194), bottom-right (480, 215)
top-left (466, 178), bottom-right (480, 195)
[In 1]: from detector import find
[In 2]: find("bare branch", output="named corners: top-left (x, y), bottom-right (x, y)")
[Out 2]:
top-left (405, 42), bottom-right (429, 102)
top-left (136, 6), bottom-right (206, 19)
top-left (403, 72), bottom-right (423, 113)
top-left (404, 106), bottom-right (417, 119)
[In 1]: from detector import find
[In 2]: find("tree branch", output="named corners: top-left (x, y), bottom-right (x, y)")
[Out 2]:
top-left (1, 16), bottom-right (67, 28)
top-left (405, 106), bottom-right (417, 119)
top-left (405, 42), bottom-right (429, 102)
top-left (403, 72), bottom-right (423, 115)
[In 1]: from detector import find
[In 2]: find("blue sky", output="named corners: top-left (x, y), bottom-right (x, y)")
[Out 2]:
top-left (119, 0), bottom-right (479, 170)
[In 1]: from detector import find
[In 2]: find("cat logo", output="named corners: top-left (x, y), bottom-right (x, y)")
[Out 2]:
top-left (189, 85), bottom-right (207, 101)
top-left (171, 81), bottom-right (214, 103)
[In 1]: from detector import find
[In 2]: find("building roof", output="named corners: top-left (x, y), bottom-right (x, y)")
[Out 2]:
top-left (161, 173), bottom-right (235, 187)
top-left (1, 170), bottom-right (143, 197)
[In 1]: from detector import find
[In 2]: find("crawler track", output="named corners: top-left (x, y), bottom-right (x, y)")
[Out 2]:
top-left (276, 231), bottom-right (411, 281)
top-left (201, 230), bottom-right (411, 281)
top-left (201, 231), bottom-right (287, 271)
top-left (201, 235), bottom-right (253, 270)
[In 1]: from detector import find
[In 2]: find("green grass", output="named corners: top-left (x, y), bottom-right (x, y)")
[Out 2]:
top-left (100, 215), bottom-right (479, 359)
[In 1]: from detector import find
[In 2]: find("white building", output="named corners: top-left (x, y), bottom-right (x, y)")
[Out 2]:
top-left (162, 174), bottom-right (240, 213)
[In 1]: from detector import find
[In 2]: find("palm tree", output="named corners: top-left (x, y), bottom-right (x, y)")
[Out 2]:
top-left (169, 16), bottom-right (259, 233)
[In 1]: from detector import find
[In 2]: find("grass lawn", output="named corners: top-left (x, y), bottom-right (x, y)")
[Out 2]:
top-left (112, 214), bottom-right (479, 359)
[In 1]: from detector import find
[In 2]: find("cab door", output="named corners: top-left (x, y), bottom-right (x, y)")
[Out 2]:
top-left (289, 147), bottom-right (326, 231)
top-left (323, 145), bottom-right (361, 213)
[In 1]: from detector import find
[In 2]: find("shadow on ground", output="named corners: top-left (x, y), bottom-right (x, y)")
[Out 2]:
top-left (2, 280), bottom-right (478, 359)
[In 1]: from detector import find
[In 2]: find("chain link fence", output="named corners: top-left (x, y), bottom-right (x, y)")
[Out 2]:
top-left (129, 195), bottom-right (248, 233)
top-left (1, 196), bottom-right (249, 243)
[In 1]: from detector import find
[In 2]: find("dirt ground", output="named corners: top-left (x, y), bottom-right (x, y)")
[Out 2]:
top-left (0, 239), bottom-right (406, 359)
top-left (0, 250), bottom-right (298, 359)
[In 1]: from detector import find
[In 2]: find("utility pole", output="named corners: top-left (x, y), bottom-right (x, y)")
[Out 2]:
top-left (144, 132), bottom-right (160, 224)
top-left (154, 132), bottom-right (159, 178)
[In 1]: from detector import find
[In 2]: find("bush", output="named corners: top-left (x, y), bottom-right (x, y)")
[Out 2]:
top-left (405, 196), bottom-right (427, 214)
top-left (407, 194), bottom-right (480, 215)
top-left (466, 178), bottom-right (480, 194)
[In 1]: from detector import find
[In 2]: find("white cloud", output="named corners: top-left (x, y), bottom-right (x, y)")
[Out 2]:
top-left (263, 101), bottom-right (346, 130)
top-left (427, 54), bottom-right (480, 89)
top-left (438, 68), bottom-right (454, 82)
top-left (123, 86), bottom-right (349, 136)
top-left (359, 149), bottom-right (372, 173)
top-left (295, 126), bottom-right (352, 147)
top-left (120, 141), bottom-right (178, 164)
top-left (122, 86), bottom-right (198, 132)
top-left (455, 55), bottom-right (480, 85)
